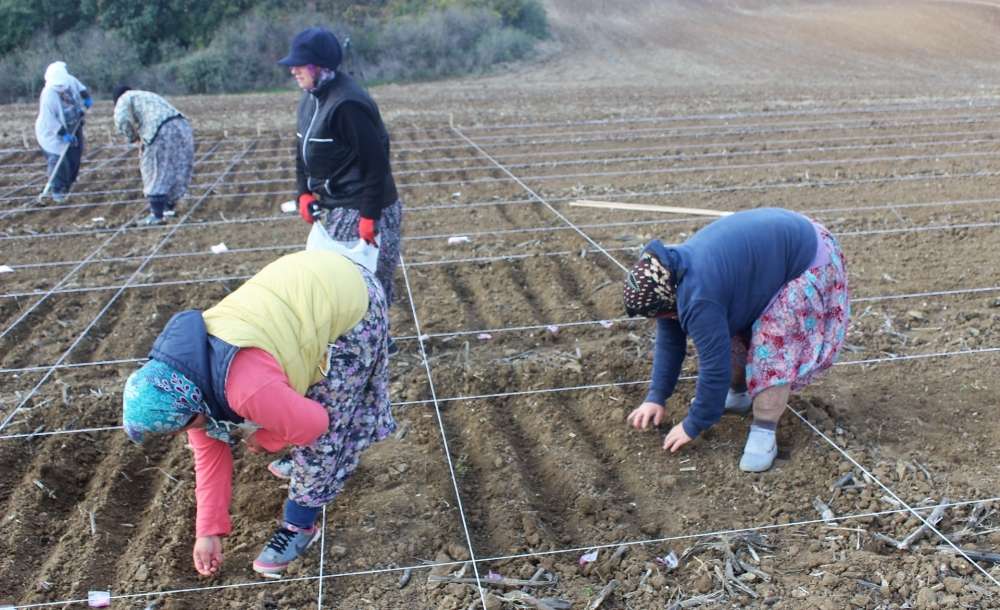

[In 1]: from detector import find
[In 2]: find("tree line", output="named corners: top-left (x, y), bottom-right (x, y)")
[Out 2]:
top-left (0, 0), bottom-right (548, 102)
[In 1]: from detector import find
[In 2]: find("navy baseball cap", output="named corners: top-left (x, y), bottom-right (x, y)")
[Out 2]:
top-left (278, 27), bottom-right (343, 69)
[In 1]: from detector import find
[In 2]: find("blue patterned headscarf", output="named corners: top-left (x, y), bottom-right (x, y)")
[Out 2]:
top-left (122, 359), bottom-right (255, 445)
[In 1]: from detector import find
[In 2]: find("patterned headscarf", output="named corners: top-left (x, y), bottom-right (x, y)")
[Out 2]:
top-left (122, 359), bottom-right (256, 445)
top-left (623, 252), bottom-right (677, 318)
top-left (308, 65), bottom-right (336, 92)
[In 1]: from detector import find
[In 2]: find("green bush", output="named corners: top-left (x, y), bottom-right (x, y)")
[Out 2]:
top-left (0, 2), bottom-right (546, 102)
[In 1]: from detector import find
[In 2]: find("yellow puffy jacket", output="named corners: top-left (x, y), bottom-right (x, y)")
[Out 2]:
top-left (203, 250), bottom-right (368, 394)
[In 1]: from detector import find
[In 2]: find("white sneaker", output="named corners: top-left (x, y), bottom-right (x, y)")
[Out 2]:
top-left (724, 390), bottom-right (752, 415)
top-left (688, 390), bottom-right (753, 415)
top-left (739, 425), bottom-right (777, 472)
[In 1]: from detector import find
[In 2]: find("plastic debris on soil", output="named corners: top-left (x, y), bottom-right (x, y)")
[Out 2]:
top-left (87, 591), bottom-right (111, 608)
top-left (656, 550), bottom-right (679, 570)
top-left (210, 243), bottom-right (229, 254)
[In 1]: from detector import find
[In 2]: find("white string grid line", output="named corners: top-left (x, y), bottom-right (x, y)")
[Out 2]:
top-left (5, 107), bottom-right (1000, 202)
top-left (0, 141), bottom-right (225, 341)
top-left (10, 126), bottom-right (998, 189)
top-left (3, 277), bottom-right (1000, 377)
top-left (6, 495), bottom-right (998, 609)
top-left (0, 96), bottom-right (997, 174)
top-left (8, 213), bottom-right (990, 295)
top-left (0, 141), bottom-right (255, 433)
top-left (7, 160), bottom-right (1000, 222)
top-left (2, 91), bottom-right (998, 161)
top-left (8, 144), bottom-right (1000, 203)
top-left (5, 323), bottom-right (1000, 437)
top-left (397, 252), bottom-right (490, 608)
top-left (450, 125), bottom-right (630, 273)
top-left (5, 184), bottom-right (1000, 250)
top-left (51, 107), bottom-right (995, 164)
top-left (789, 407), bottom-right (1000, 588)
top-left (0, 146), bottom-right (135, 218)
top-left (384, 345), bottom-right (1000, 409)
top-left (449, 96), bottom-right (1000, 131)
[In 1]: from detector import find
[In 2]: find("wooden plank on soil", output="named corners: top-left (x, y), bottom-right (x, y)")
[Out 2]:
top-left (570, 200), bottom-right (733, 217)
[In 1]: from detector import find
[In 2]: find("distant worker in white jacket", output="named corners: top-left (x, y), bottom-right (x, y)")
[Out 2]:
top-left (34, 61), bottom-right (92, 203)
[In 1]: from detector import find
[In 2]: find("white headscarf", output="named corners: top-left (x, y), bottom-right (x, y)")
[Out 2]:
top-left (44, 61), bottom-right (73, 88)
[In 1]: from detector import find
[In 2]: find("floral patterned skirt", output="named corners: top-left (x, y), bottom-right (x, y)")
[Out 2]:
top-left (140, 118), bottom-right (194, 204)
top-left (286, 268), bottom-right (395, 508)
top-left (745, 224), bottom-right (850, 397)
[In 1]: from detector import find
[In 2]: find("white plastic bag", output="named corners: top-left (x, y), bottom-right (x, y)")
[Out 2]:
top-left (306, 222), bottom-right (379, 274)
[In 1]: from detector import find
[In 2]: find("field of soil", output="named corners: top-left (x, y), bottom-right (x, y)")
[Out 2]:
top-left (3, 1), bottom-right (1000, 608)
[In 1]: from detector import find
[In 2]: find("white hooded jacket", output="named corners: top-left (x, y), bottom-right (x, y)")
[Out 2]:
top-left (34, 62), bottom-right (89, 155)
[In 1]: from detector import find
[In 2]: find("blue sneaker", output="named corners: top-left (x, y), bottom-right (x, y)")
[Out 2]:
top-left (252, 522), bottom-right (320, 577)
top-left (387, 337), bottom-right (399, 357)
top-left (267, 455), bottom-right (293, 480)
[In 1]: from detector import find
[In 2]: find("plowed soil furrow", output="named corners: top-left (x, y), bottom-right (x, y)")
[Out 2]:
top-left (437, 263), bottom-right (489, 330)
top-left (492, 194), bottom-right (553, 228)
top-left (455, 396), bottom-right (594, 555)
top-left (0, 291), bottom-right (116, 368)
top-left (0, 433), bottom-right (108, 602)
top-left (500, 259), bottom-right (549, 324)
top-left (442, 400), bottom-right (549, 556)
top-left (16, 435), bottom-right (174, 605)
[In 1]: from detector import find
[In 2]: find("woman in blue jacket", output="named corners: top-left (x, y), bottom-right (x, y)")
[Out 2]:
top-left (623, 208), bottom-right (850, 472)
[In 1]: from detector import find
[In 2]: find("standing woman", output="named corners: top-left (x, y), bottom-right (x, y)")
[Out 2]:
top-left (278, 27), bottom-right (404, 343)
top-left (112, 86), bottom-right (195, 226)
top-left (121, 250), bottom-right (394, 576)
top-left (35, 61), bottom-right (91, 202)
top-left (623, 208), bottom-right (850, 472)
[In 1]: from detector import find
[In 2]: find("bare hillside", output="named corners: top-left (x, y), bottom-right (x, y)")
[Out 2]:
top-left (517, 0), bottom-right (1000, 91)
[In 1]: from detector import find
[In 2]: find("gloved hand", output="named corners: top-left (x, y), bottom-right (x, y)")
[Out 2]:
top-left (358, 216), bottom-right (377, 244)
top-left (298, 193), bottom-right (320, 224)
top-left (83, 97), bottom-right (93, 109)
top-left (61, 133), bottom-right (78, 145)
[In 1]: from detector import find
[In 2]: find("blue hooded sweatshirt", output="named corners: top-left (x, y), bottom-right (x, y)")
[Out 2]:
top-left (643, 208), bottom-right (818, 438)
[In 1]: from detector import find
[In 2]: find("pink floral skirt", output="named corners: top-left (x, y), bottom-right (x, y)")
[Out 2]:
top-left (745, 224), bottom-right (850, 397)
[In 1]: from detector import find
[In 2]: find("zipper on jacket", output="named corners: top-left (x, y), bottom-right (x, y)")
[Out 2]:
top-left (302, 95), bottom-right (320, 168)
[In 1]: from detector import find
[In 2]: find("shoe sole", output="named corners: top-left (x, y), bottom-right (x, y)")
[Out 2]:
top-left (252, 529), bottom-right (321, 578)
top-left (267, 462), bottom-right (292, 480)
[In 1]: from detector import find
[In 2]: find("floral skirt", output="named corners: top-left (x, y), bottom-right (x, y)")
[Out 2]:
top-left (286, 268), bottom-right (395, 508)
top-left (745, 224), bottom-right (850, 397)
top-left (140, 118), bottom-right (194, 204)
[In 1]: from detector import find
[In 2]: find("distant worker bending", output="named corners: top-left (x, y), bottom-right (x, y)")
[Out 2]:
top-left (624, 208), bottom-right (850, 472)
top-left (112, 86), bottom-right (195, 226)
